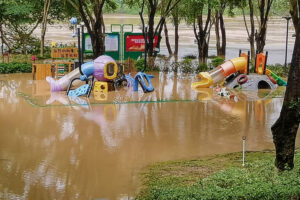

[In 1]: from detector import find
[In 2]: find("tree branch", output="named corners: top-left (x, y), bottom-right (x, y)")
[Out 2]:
top-left (242, 8), bottom-right (251, 38)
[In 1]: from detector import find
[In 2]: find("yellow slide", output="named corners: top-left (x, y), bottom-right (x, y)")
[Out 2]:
top-left (192, 57), bottom-right (247, 89)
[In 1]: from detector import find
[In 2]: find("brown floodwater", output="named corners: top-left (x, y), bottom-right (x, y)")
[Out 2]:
top-left (0, 73), bottom-right (299, 200)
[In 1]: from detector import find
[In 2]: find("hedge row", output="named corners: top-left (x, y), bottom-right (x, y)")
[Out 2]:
top-left (0, 62), bottom-right (32, 74)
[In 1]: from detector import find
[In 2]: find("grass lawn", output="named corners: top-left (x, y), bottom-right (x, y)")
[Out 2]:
top-left (136, 150), bottom-right (300, 200)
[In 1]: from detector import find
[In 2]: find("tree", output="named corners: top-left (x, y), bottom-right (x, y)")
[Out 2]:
top-left (40, 0), bottom-right (75, 57)
top-left (137, 0), bottom-right (181, 60)
top-left (163, 3), bottom-right (182, 59)
top-left (214, 0), bottom-right (246, 58)
top-left (0, 0), bottom-right (44, 54)
top-left (66, 0), bottom-right (117, 58)
top-left (243, 0), bottom-right (274, 61)
top-left (255, 0), bottom-right (274, 53)
top-left (242, 0), bottom-right (255, 61)
top-left (40, 0), bottom-right (51, 57)
top-left (183, 0), bottom-right (217, 64)
top-left (271, 0), bottom-right (300, 171)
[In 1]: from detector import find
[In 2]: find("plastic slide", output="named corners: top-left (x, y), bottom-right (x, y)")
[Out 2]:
top-left (192, 57), bottom-right (247, 89)
top-left (46, 67), bottom-right (82, 91)
top-left (47, 55), bottom-right (118, 91)
top-left (133, 72), bottom-right (154, 93)
top-left (265, 69), bottom-right (287, 86)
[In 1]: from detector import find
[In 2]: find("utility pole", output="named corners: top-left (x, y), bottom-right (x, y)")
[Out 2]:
top-left (283, 16), bottom-right (291, 68)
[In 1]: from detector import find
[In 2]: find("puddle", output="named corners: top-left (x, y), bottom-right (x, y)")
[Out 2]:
top-left (0, 73), bottom-right (299, 200)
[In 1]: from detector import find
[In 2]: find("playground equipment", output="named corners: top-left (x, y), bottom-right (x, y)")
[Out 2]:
top-left (53, 62), bottom-right (74, 79)
top-left (125, 73), bottom-right (134, 87)
top-left (265, 69), bottom-right (287, 86)
top-left (192, 51), bottom-right (287, 89)
top-left (32, 64), bottom-right (53, 80)
top-left (255, 52), bottom-right (268, 75)
top-left (94, 81), bottom-right (108, 101)
top-left (133, 72), bottom-right (154, 93)
top-left (46, 55), bottom-right (118, 93)
top-left (192, 57), bottom-right (247, 89)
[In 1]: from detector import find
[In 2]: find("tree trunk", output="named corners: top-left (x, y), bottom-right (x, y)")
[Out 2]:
top-left (172, 7), bottom-right (179, 59)
top-left (164, 21), bottom-right (173, 55)
top-left (249, 0), bottom-right (256, 61)
top-left (91, 13), bottom-right (105, 58)
top-left (255, 0), bottom-right (273, 53)
top-left (75, 0), bottom-right (106, 59)
top-left (272, 1), bottom-right (300, 171)
top-left (194, 6), bottom-right (211, 65)
top-left (40, 0), bottom-right (51, 57)
top-left (215, 11), bottom-right (221, 57)
top-left (290, 0), bottom-right (299, 33)
top-left (174, 19), bottom-right (179, 59)
top-left (148, 7), bottom-right (156, 57)
top-left (219, 12), bottom-right (226, 58)
top-left (0, 24), bottom-right (11, 52)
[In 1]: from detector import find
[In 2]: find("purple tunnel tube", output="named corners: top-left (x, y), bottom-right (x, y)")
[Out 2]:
top-left (46, 55), bottom-right (118, 92)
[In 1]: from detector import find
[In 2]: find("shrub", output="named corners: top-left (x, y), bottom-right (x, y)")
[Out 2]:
top-left (0, 62), bottom-right (32, 74)
top-left (211, 57), bottom-right (225, 68)
top-left (135, 58), bottom-right (150, 72)
top-left (267, 64), bottom-right (289, 78)
top-left (195, 63), bottom-right (208, 73)
top-left (180, 58), bottom-right (194, 73)
top-left (182, 54), bottom-right (197, 60)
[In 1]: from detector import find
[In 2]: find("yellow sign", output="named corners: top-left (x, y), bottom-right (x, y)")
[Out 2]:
top-left (51, 47), bottom-right (78, 59)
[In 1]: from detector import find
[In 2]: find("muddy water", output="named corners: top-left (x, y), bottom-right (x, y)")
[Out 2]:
top-left (37, 15), bottom-right (295, 64)
top-left (0, 73), bottom-right (299, 200)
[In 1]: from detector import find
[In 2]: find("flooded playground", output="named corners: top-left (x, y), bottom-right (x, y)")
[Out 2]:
top-left (1, 73), bottom-right (299, 199)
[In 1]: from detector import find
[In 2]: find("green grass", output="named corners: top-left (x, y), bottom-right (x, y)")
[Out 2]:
top-left (136, 150), bottom-right (300, 200)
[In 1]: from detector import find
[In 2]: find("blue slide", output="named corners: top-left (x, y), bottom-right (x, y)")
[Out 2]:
top-left (133, 72), bottom-right (154, 93)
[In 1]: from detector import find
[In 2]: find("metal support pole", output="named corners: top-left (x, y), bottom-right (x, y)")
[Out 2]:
top-left (77, 27), bottom-right (83, 75)
top-left (264, 51), bottom-right (268, 75)
top-left (283, 16), bottom-right (291, 68)
top-left (81, 24), bottom-right (84, 64)
top-left (247, 51), bottom-right (250, 75)
top-left (242, 136), bottom-right (246, 166)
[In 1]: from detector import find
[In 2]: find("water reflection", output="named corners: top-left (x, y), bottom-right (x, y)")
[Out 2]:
top-left (0, 73), bottom-right (299, 200)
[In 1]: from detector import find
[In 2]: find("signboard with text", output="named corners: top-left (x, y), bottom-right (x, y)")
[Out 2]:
top-left (125, 35), bottom-right (159, 52)
top-left (83, 33), bottom-right (120, 60)
top-left (51, 47), bottom-right (78, 59)
top-left (82, 31), bottom-right (160, 60)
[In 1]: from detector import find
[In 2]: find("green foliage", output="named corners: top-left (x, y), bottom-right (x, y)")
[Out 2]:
top-left (182, 54), bottom-right (197, 60)
top-left (211, 56), bottom-right (225, 68)
top-left (271, 0), bottom-right (290, 16)
top-left (267, 64), bottom-right (289, 78)
top-left (0, 62), bottom-right (32, 74)
top-left (180, 58), bottom-right (194, 73)
top-left (288, 98), bottom-right (300, 111)
top-left (137, 150), bottom-right (300, 200)
top-left (195, 63), bottom-right (208, 73)
top-left (104, 0), bottom-right (120, 13)
top-left (135, 58), bottom-right (151, 72)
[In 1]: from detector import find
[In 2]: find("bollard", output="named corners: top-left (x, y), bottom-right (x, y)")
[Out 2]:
top-left (242, 136), bottom-right (246, 166)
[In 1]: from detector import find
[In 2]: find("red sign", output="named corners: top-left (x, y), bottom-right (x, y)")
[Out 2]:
top-left (126, 35), bottom-right (159, 52)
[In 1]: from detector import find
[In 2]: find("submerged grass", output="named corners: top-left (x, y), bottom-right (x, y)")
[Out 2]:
top-left (136, 150), bottom-right (300, 200)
